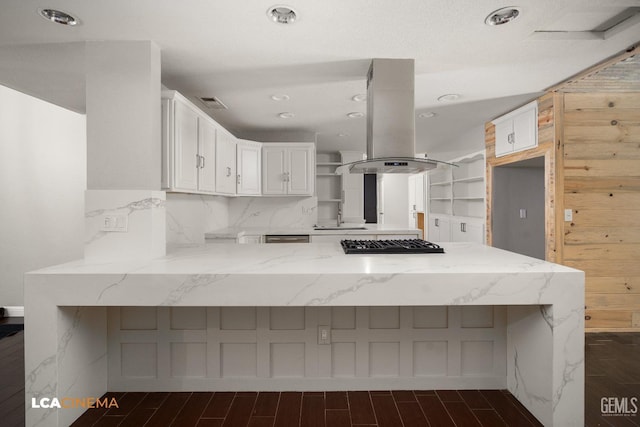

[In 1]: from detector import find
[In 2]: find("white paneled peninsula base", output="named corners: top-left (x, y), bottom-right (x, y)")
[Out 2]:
top-left (24, 243), bottom-right (584, 426)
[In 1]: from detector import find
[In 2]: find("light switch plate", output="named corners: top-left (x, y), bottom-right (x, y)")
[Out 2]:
top-left (519, 209), bottom-right (527, 219)
top-left (564, 209), bottom-right (573, 222)
top-left (632, 312), bottom-right (640, 328)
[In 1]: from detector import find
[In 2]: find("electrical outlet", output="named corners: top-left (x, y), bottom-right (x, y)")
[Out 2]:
top-left (519, 208), bottom-right (527, 219)
top-left (100, 214), bottom-right (128, 232)
top-left (564, 209), bottom-right (573, 222)
top-left (318, 325), bottom-right (331, 345)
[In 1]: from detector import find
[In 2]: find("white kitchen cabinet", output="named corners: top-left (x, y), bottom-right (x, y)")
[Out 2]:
top-left (340, 151), bottom-right (365, 223)
top-left (262, 143), bottom-right (315, 196)
top-left (236, 140), bottom-right (262, 195)
top-left (427, 215), bottom-right (450, 242)
top-left (170, 98), bottom-right (198, 191)
top-left (197, 118), bottom-right (216, 192)
top-left (161, 91), bottom-right (216, 193)
top-left (451, 218), bottom-right (484, 244)
top-left (215, 128), bottom-right (237, 195)
top-left (493, 101), bottom-right (538, 157)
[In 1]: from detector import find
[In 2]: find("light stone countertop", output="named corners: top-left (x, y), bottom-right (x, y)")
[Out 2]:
top-left (28, 241), bottom-right (578, 278)
top-left (24, 242), bottom-right (585, 427)
top-left (204, 224), bottom-right (421, 240)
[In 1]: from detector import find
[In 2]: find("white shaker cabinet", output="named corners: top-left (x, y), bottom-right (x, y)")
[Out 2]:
top-left (196, 118), bottom-right (216, 193)
top-left (161, 91), bottom-right (216, 193)
top-left (262, 143), bottom-right (315, 196)
top-left (493, 100), bottom-right (538, 157)
top-left (427, 215), bottom-right (450, 242)
top-left (450, 218), bottom-right (484, 244)
top-left (236, 140), bottom-right (262, 195)
top-left (215, 129), bottom-right (237, 195)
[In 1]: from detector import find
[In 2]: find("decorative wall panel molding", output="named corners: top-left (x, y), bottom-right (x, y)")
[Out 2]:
top-left (108, 306), bottom-right (507, 390)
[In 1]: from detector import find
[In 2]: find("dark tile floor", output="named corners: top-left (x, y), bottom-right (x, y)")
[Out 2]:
top-left (2, 320), bottom-right (639, 426)
top-left (69, 389), bottom-right (543, 427)
top-left (585, 333), bottom-right (640, 427)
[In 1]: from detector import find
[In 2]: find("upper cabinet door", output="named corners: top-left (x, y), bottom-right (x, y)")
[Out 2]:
top-left (173, 100), bottom-right (199, 191)
top-left (262, 146), bottom-right (287, 195)
top-left (512, 108), bottom-right (538, 152)
top-left (494, 119), bottom-right (514, 158)
top-left (287, 146), bottom-right (314, 195)
top-left (493, 101), bottom-right (538, 158)
top-left (197, 118), bottom-right (216, 193)
top-left (236, 140), bottom-right (262, 196)
top-left (261, 144), bottom-right (315, 195)
top-left (215, 129), bottom-right (237, 195)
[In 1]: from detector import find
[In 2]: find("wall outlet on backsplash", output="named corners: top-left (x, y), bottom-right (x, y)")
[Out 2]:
top-left (302, 206), bottom-right (315, 215)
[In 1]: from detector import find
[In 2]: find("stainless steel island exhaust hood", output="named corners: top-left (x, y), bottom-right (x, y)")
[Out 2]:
top-left (338, 58), bottom-right (453, 174)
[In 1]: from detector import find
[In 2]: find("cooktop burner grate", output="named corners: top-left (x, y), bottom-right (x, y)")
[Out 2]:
top-left (340, 239), bottom-right (444, 254)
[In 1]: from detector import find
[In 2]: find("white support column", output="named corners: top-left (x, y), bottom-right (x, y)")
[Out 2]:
top-left (84, 41), bottom-right (166, 261)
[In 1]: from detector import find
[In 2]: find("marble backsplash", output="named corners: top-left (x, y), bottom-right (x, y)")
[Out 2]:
top-left (166, 193), bottom-right (229, 248)
top-left (166, 194), bottom-right (318, 248)
top-left (85, 189), bottom-right (166, 261)
top-left (228, 196), bottom-right (317, 229)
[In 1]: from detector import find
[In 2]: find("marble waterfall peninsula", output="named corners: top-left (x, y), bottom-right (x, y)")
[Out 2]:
top-left (24, 242), bottom-right (584, 426)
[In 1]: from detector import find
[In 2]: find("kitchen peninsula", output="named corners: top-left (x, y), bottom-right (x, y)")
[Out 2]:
top-left (24, 242), bottom-right (584, 426)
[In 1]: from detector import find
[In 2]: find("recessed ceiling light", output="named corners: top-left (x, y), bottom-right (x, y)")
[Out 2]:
top-left (351, 94), bottom-right (367, 102)
top-left (418, 112), bottom-right (437, 119)
top-left (267, 5), bottom-right (297, 24)
top-left (38, 8), bottom-right (78, 26)
top-left (278, 112), bottom-right (295, 119)
top-left (270, 94), bottom-right (290, 101)
top-left (347, 112), bottom-right (364, 118)
top-left (485, 7), bottom-right (521, 26)
top-left (437, 94), bottom-right (460, 102)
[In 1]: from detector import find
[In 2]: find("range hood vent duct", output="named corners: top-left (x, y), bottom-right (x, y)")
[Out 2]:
top-left (338, 58), bottom-right (454, 174)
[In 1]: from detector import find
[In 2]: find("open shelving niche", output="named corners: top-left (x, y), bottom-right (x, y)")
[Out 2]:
top-left (427, 150), bottom-right (486, 242)
top-left (316, 152), bottom-right (342, 225)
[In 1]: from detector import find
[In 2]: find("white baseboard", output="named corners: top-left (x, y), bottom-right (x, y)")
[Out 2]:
top-left (2, 306), bottom-right (24, 317)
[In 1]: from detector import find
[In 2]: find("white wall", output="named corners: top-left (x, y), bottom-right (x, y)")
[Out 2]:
top-left (426, 125), bottom-right (485, 161)
top-left (0, 85), bottom-right (86, 307)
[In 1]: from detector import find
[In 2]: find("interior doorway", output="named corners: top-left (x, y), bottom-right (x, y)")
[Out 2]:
top-left (492, 156), bottom-right (545, 260)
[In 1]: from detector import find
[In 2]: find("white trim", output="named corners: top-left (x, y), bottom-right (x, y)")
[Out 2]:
top-left (2, 306), bottom-right (24, 317)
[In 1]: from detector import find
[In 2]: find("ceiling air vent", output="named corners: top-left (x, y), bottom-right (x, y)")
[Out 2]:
top-left (199, 97), bottom-right (228, 110)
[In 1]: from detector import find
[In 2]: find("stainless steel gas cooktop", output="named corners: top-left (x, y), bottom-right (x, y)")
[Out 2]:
top-left (340, 239), bottom-right (444, 254)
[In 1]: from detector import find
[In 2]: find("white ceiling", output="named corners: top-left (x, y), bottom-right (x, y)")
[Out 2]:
top-left (0, 0), bottom-right (638, 154)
